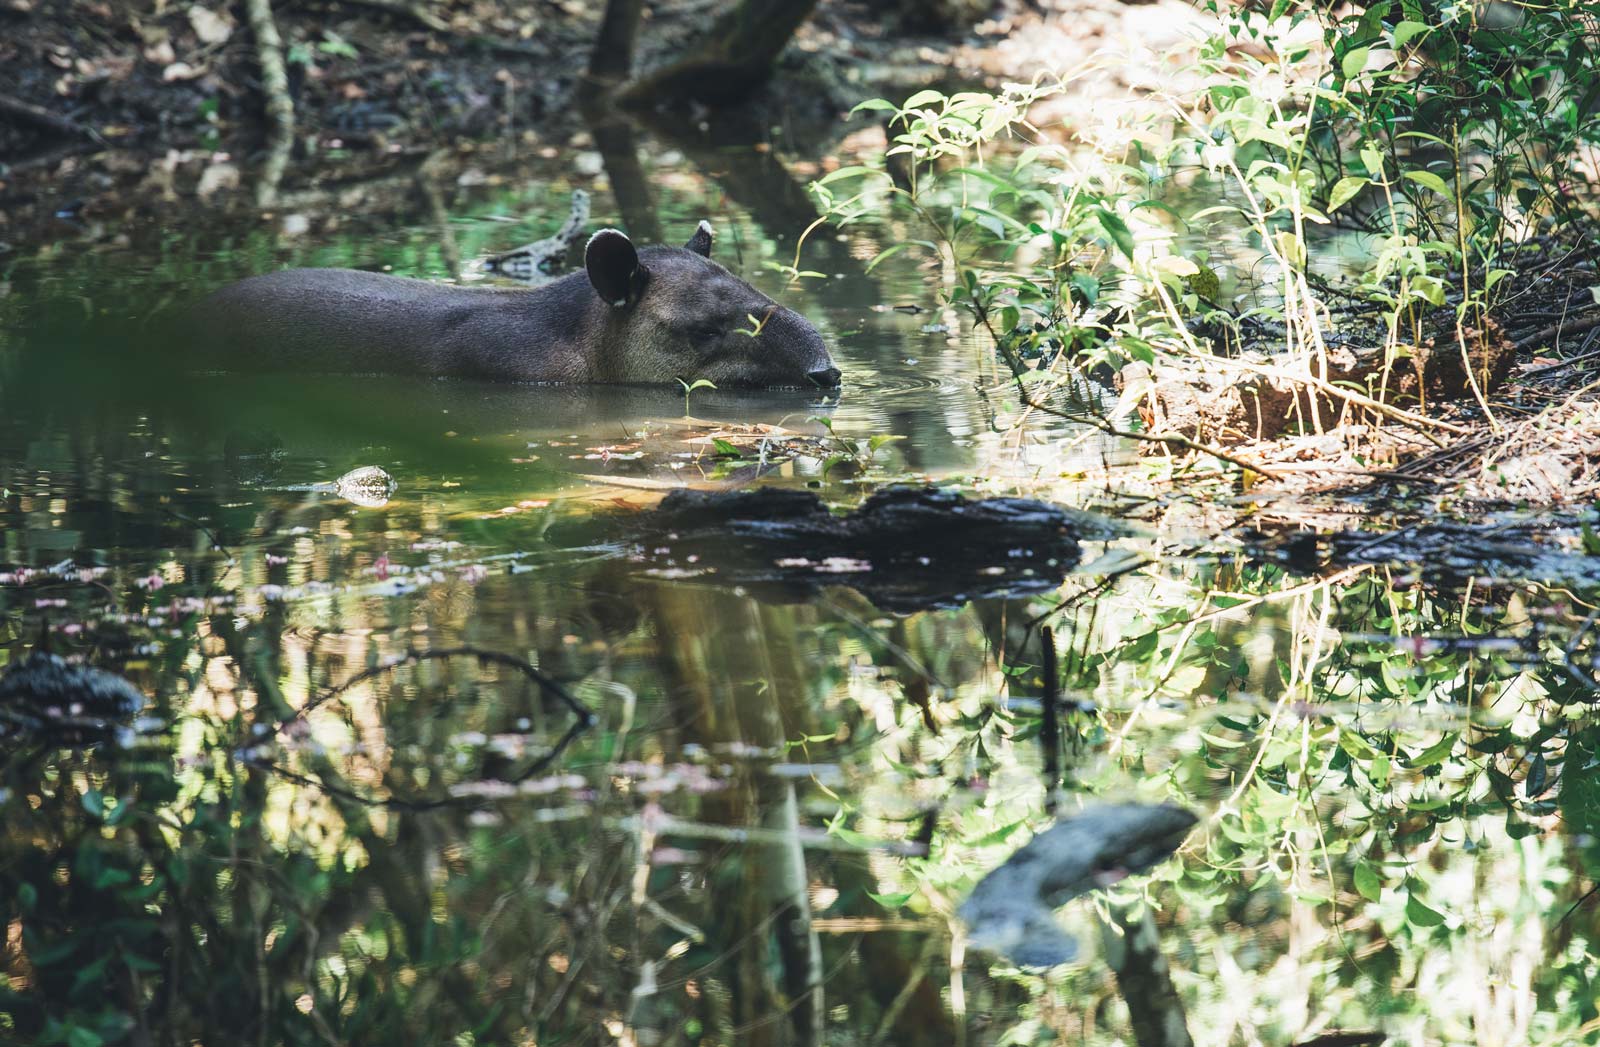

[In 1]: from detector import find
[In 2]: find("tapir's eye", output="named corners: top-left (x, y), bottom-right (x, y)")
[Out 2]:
top-left (687, 324), bottom-right (723, 345)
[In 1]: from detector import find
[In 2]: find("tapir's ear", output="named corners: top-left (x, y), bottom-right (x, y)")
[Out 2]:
top-left (684, 220), bottom-right (714, 258)
top-left (586, 228), bottom-right (641, 307)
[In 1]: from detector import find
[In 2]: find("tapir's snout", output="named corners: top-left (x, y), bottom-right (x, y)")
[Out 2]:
top-left (809, 366), bottom-right (842, 388)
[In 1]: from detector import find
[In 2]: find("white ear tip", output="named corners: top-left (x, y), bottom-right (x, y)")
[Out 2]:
top-left (697, 220), bottom-right (714, 236)
top-left (587, 227), bottom-right (627, 247)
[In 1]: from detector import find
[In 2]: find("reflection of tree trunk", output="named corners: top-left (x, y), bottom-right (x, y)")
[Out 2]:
top-left (649, 586), bottom-right (824, 1046)
top-left (578, 101), bottom-right (663, 243)
top-left (830, 855), bottom-right (955, 1047)
top-left (416, 152), bottom-right (462, 279)
top-left (1100, 904), bottom-right (1193, 1047)
top-left (615, 0), bottom-right (822, 108)
top-left (627, 110), bottom-right (865, 276)
top-left (587, 0), bottom-right (646, 85)
top-left (763, 777), bottom-right (825, 1045)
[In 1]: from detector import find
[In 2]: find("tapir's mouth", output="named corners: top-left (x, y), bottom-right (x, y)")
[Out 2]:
top-left (678, 371), bottom-right (843, 392)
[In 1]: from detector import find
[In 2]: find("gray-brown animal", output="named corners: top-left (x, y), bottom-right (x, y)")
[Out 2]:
top-left (189, 222), bottom-right (841, 389)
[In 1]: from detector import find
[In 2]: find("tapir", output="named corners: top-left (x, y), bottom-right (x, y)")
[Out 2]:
top-left (188, 221), bottom-right (841, 389)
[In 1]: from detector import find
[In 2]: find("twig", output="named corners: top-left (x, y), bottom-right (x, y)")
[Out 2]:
top-left (1516, 336), bottom-right (1600, 377)
top-left (867, 933), bottom-right (941, 1047)
top-left (1012, 390), bottom-right (1284, 478)
top-left (244, 0), bottom-right (294, 208)
top-left (0, 90), bottom-right (103, 143)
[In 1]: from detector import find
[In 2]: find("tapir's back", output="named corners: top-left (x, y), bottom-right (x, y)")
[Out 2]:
top-left (188, 268), bottom-right (589, 382)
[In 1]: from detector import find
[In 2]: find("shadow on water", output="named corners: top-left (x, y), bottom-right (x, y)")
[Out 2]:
top-left (2, 103), bottom-right (1600, 1047)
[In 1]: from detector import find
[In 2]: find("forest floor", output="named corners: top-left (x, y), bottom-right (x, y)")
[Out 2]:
top-left (0, 0), bottom-right (1202, 246)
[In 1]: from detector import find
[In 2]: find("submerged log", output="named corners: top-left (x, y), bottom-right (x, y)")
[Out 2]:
top-left (567, 485), bottom-right (1083, 612)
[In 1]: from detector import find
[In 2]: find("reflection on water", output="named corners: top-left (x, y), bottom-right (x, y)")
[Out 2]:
top-left (2, 131), bottom-right (1599, 1047)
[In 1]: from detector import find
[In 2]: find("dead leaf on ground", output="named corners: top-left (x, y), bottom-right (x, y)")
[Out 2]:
top-left (187, 6), bottom-right (234, 46)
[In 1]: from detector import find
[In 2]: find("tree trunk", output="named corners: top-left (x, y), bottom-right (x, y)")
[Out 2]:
top-left (614, 0), bottom-right (821, 109)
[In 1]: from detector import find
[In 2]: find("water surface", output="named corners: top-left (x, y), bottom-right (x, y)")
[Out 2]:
top-left (2, 137), bottom-right (1598, 1047)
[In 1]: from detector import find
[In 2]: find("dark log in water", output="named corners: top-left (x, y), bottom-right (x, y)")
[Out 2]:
top-left (577, 485), bottom-right (1083, 612)
top-left (0, 652), bottom-right (145, 748)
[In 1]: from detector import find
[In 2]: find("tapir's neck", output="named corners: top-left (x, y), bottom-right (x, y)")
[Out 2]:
top-left (475, 272), bottom-right (613, 382)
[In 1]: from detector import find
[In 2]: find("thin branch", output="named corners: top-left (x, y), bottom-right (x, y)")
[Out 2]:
top-left (0, 90), bottom-right (101, 142)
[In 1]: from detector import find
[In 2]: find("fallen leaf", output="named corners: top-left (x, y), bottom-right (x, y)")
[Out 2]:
top-left (187, 6), bottom-right (234, 45)
top-left (195, 161), bottom-right (240, 198)
top-left (163, 62), bottom-right (202, 82)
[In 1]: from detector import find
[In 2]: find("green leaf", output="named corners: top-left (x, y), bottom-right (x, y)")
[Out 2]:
top-left (1484, 268), bottom-right (1514, 291)
top-left (1354, 861), bottom-right (1382, 902)
top-left (868, 890), bottom-right (914, 909)
top-left (1403, 169), bottom-right (1452, 196)
top-left (1327, 175), bottom-right (1368, 212)
top-left (711, 438), bottom-right (739, 457)
top-left (1405, 733), bottom-right (1458, 769)
top-left (1341, 46), bottom-right (1371, 80)
top-left (850, 98), bottom-right (897, 113)
top-left (1096, 209), bottom-right (1136, 262)
top-left (902, 89), bottom-right (945, 109)
top-left (970, 819), bottom-right (1031, 848)
top-left (67, 1028), bottom-right (105, 1047)
top-left (816, 165), bottom-right (885, 186)
top-left (1392, 20), bottom-right (1430, 48)
top-left (866, 242), bottom-right (912, 273)
top-left (1405, 891), bottom-right (1446, 928)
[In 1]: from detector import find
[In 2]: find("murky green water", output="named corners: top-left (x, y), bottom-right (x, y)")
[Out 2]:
top-left (3, 140), bottom-right (1599, 1047)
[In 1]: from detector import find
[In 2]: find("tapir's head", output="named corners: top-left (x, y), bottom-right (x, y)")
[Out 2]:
top-left (583, 222), bottom-right (841, 390)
